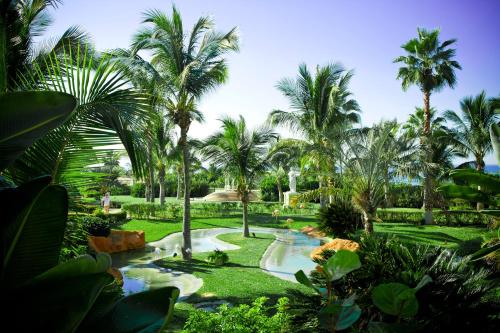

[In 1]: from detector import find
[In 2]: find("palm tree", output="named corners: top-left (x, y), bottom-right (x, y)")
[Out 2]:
top-left (394, 28), bottom-right (461, 224)
top-left (344, 126), bottom-right (394, 233)
top-left (0, 0), bottom-right (90, 92)
top-left (202, 116), bottom-right (277, 237)
top-left (269, 63), bottom-right (360, 207)
top-left (445, 91), bottom-right (499, 209)
top-left (132, 6), bottom-right (239, 259)
top-left (372, 120), bottom-right (417, 207)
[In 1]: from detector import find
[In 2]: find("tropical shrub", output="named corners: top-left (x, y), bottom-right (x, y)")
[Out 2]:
top-left (308, 236), bottom-right (499, 332)
top-left (121, 201), bottom-right (318, 220)
top-left (260, 175), bottom-right (289, 202)
top-left (60, 216), bottom-right (89, 262)
top-left (80, 215), bottom-right (111, 237)
top-left (131, 183), bottom-right (146, 198)
top-left (318, 197), bottom-right (362, 238)
top-left (206, 249), bottom-right (229, 266)
top-left (182, 297), bottom-right (292, 333)
top-left (376, 209), bottom-right (495, 226)
top-left (94, 209), bottom-right (128, 224)
top-left (391, 184), bottom-right (423, 208)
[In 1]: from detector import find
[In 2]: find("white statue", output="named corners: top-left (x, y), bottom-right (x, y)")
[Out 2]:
top-left (288, 168), bottom-right (300, 193)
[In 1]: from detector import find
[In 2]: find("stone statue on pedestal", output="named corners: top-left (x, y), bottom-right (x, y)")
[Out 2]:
top-left (284, 168), bottom-right (300, 207)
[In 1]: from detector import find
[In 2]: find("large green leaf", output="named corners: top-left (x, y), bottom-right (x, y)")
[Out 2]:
top-left (0, 91), bottom-right (76, 171)
top-left (325, 249), bottom-right (361, 281)
top-left (295, 269), bottom-right (321, 294)
top-left (469, 243), bottom-right (500, 261)
top-left (79, 286), bottom-right (180, 333)
top-left (7, 271), bottom-right (113, 333)
top-left (371, 283), bottom-right (418, 317)
top-left (2, 182), bottom-right (68, 286)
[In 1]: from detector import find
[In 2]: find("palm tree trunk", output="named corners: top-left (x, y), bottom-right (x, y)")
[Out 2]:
top-left (476, 157), bottom-right (485, 210)
top-left (159, 166), bottom-right (165, 206)
top-left (176, 168), bottom-right (183, 200)
top-left (319, 176), bottom-right (326, 209)
top-left (145, 179), bottom-right (151, 202)
top-left (180, 125), bottom-right (192, 260)
top-left (277, 178), bottom-right (283, 204)
top-left (383, 171), bottom-right (391, 208)
top-left (147, 142), bottom-right (155, 203)
top-left (422, 90), bottom-right (433, 224)
top-left (362, 210), bottom-right (375, 234)
top-left (242, 195), bottom-right (250, 237)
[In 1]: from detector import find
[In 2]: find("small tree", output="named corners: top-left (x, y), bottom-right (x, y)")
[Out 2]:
top-left (202, 116), bottom-right (277, 237)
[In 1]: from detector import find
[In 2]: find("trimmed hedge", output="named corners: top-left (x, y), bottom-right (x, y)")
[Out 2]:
top-left (121, 201), bottom-right (319, 220)
top-left (377, 209), bottom-right (496, 226)
top-left (130, 179), bottom-right (210, 198)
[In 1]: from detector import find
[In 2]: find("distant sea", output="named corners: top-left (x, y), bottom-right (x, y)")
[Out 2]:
top-left (485, 165), bottom-right (499, 174)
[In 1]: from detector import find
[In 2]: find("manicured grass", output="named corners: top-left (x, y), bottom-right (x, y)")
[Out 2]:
top-left (373, 222), bottom-right (488, 251)
top-left (157, 233), bottom-right (314, 330)
top-left (117, 214), bottom-right (318, 242)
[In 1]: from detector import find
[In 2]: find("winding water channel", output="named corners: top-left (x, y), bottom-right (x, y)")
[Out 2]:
top-left (111, 227), bottom-right (325, 299)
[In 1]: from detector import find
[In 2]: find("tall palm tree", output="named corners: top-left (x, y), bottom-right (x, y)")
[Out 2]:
top-left (202, 116), bottom-right (277, 237)
top-left (445, 91), bottom-right (499, 209)
top-left (132, 6), bottom-right (239, 259)
top-left (394, 28), bottom-right (461, 224)
top-left (269, 63), bottom-right (360, 207)
top-left (0, 0), bottom-right (90, 92)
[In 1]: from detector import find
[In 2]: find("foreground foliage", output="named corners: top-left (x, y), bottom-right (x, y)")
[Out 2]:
top-left (183, 297), bottom-right (292, 333)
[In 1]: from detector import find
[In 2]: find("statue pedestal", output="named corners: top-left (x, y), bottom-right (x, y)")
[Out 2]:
top-left (284, 191), bottom-right (299, 208)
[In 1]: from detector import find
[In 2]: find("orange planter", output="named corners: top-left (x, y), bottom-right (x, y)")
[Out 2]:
top-left (88, 229), bottom-right (145, 254)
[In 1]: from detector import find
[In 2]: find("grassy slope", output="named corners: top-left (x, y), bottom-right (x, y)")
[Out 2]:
top-left (158, 233), bottom-right (314, 331)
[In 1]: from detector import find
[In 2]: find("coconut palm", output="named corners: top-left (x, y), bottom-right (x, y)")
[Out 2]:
top-left (445, 92), bottom-right (499, 209)
top-left (0, 0), bottom-right (90, 92)
top-left (202, 116), bottom-right (277, 237)
top-left (269, 63), bottom-right (360, 207)
top-left (132, 6), bottom-right (239, 259)
top-left (344, 126), bottom-right (394, 233)
top-left (394, 28), bottom-right (461, 224)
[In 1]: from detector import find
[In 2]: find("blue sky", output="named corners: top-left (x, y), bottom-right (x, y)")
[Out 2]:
top-left (44, 0), bottom-right (500, 164)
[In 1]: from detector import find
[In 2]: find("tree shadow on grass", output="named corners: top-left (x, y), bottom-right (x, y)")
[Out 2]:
top-left (376, 230), bottom-right (463, 246)
top-left (156, 258), bottom-right (261, 274)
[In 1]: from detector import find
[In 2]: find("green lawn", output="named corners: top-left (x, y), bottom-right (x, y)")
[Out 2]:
top-left (373, 222), bottom-right (489, 252)
top-left (117, 214), bottom-right (318, 242)
top-left (118, 215), bottom-right (490, 250)
top-left (157, 233), bottom-right (314, 330)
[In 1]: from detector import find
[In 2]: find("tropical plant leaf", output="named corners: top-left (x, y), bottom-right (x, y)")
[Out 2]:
top-left (438, 183), bottom-right (493, 205)
top-left (2, 182), bottom-right (68, 287)
top-left (79, 286), bottom-right (180, 333)
top-left (9, 44), bottom-right (150, 187)
top-left (0, 91), bottom-right (76, 171)
top-left (294, 269), bottom-right (320, 294)
top-left (448, 169), bottom-right (500, 193)
top-left (371, 283), bottom-right (418, 317)
top-left (469, 243), bottom-right (500, 261)
top-left (7, 272), bottom-right (113, 333)
top-left (325, 249), bottom-right (361, 281)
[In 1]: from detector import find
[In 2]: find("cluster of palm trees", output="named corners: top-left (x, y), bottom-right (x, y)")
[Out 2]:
top-left (2, 1), bottom-right (498, 259)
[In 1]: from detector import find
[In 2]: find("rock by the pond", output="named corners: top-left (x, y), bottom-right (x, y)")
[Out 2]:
top-left (194, 300), bottom-right (231, 312)
top-left (89, 230), bottom-right (145, 254)
top-left (310, 238), bottom-right (360, 260)
top-left (300, 226), bottom-right (326, 238)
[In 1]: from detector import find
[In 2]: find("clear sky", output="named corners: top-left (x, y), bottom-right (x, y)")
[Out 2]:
top-left (44, 0), bottom-right (500, 164)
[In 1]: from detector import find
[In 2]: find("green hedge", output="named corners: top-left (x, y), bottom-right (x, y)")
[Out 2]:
top-left (122, 201), bottom-right (319, 220)
top-left (377, 209), bottom-right (496, 226)
top-left (130, 178), bottom-right (209, 198)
